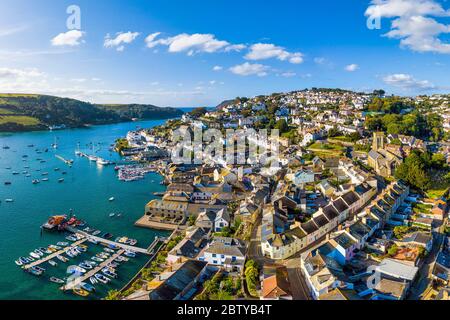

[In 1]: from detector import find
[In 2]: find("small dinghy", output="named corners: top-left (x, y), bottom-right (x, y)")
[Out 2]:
top-left (50, 277), bottom-right (65, 284)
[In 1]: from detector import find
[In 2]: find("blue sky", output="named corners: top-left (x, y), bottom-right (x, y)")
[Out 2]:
top-left (0, 0), bottom-right (449, 107)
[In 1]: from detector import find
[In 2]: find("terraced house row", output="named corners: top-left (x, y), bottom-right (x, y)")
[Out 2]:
top-left (261, 181), bottom-right (409, 260)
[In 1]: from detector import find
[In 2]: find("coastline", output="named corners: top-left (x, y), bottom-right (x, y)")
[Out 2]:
top-left (0, 115), bottom-right (183, 134)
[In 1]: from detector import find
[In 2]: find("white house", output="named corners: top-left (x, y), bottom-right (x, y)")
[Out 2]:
top-left (198, 237), bottom-right (246, 272)
top-left (293, 169), bottom-right (315, 186)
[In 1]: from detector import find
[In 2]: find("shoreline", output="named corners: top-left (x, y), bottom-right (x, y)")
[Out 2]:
top-left (0, 116), bottom-right (182, 135)
top-left (134, 215), bottom-right (181, 231)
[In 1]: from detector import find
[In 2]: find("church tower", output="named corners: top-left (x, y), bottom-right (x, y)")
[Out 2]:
top-left (373, 132), bottom-right (385, 151)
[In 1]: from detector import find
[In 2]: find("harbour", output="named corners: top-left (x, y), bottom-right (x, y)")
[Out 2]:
top-left (0, 119), bottom-right (171, 300)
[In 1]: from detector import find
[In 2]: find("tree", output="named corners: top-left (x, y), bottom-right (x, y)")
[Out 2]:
top-left (274, 119), bottom-right (289, 134)
top-left (395, 151), bottom-right (432, 191)
top-left (105, 290), bottom-right (122, 300)
top-left (190, 107), bottom-right (208, 118)
top-left (388, 244), bottom-right (399, 257)
top-left (188, 215), bottom-right (196, 226)
top-left (393, 226), bottom-right (411, 239)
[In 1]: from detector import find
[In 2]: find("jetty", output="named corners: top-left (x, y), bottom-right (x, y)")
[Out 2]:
top-left (65, 227), bottom-right (152, 255)
top-left (23, 239), bottom-right (88, 270)
top-left (55, 155), bottom-right (74, 166)
top-left (61, 249), bottom-right (125, 291)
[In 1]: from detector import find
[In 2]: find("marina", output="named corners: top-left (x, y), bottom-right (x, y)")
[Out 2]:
top-left (15, 218), bottom-right (163, 298)
top-left (61, 249), bottom-right (125, 291)
top-left (23, 239), bottom-right (88, 270)
top-left (0, 119), bottom-right (169, 300)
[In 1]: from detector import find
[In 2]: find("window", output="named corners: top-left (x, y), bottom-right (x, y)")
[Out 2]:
top-left (212, 254), bottom-right (217, 258)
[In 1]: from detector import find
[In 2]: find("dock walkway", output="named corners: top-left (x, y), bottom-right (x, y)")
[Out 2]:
top-left (66, 227), bottom-right (150, 255)
top-left (23, 239), bottom-right (87, 270)
top-left (61, 249), bottom-right (125, 291)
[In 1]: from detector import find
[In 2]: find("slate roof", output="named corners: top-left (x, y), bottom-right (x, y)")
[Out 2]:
top-left (322, 205), bottom-right (340, 220)
top-left (149, 260), bottom-right (207, 300)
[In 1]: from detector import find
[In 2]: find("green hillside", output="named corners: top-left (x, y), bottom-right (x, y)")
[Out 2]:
top-left (0, 94), bottom-right (183, 132)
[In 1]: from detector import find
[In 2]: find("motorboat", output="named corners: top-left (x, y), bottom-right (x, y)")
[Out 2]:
top-left (87, 238), bottom-right (98, 245)
top-left (5, 199), bottom-right (14, 203)
top-left (34, 266), bottom-right (46, 273)
top-left (91, 257), bottom-right (104, 263)
top-left (109, 213), bottom-right (116, 218)
top-left (15, 260), bottom-right (23, 266)
top-left (38, 246), bottom-right (48, 252)
top-left (76, 246), bottom-right (87, 253)
top-left (56, 255), bottom-right (68, 263)
top-left (89, 276), bottom-right (98, 285)
top-left (102, 233), bottom-right (113, 240)
top-left (30, 252), bottom-right (41, 259)
top-left (32, 179), bottom-right (40, 184)
top-left (70, 266), bottom-right (86, 274)
top-left (50, 277), bottom-right (65, 284)
top-left (109, 197), bottom-right (115, 202)
top-left (73, 288), bottom-right (89, 297)
top-left (80, 282), bottom-right (96, 293)
top-left (124, 251), bottom-right (136, 258)
top-left (58, 178), bottom-right (64, 183)
top-left (104, 248), bottom-right (115, 254)
top-left (4, 181), bottom-right (12, 185)
top-left (79, 262), bottom-right (93, 270)
top-left (57, 242), bottom-right (69, 247)
top-left (92, 230), bottom-right (101, 236)
top-left (66, 236), bottom-right (77, 242)
top-left (27, 267), bottom-right (43, 277)
top-left (95, 273), bottom-right (110, 284)
top-left (48, 260), bottom-right (58, 267)
top-left (19, 257), bottom-right (29, 264)
top-left (42, 178), bottom-right (49, 182)
top-left (102, 269), bottom-right (117, 279)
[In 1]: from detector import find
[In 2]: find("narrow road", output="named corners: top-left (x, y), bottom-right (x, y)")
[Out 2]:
top-left (408, 220), bottom-right (446, 300)
top-left (285, 259), bottom-right (311, 300)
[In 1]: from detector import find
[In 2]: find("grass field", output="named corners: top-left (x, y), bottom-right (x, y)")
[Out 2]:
top-left (307, 142), bottom-right (344, 157)
top-left (426, 188), bottom-right (448, 200)
top-left (0, 108), bottom-right (17, 115)
top-left (0, 115), bottom-right (40, 126)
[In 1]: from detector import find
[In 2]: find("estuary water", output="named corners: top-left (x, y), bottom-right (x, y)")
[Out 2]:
top-left (0, 119), bottom-right (170, 300)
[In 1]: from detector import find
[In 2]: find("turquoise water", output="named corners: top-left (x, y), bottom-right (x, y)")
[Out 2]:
top-left (0, 120), bottom-right (170, 300)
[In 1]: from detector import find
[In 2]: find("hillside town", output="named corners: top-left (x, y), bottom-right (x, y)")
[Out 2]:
top-left (111, 88), bottom-right (450, 301)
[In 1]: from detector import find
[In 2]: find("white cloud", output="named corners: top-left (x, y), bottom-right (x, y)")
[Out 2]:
top-left (365, 0), bottom-right (450, 54)
top-left (144, 32), bottom-right (162, 48)
top-left (229, 62), bottom-right (269, 77)
top-left (0, 67), bottom-right (44, 79)
top-left (224, 44), bottom-right (247, 52)
top-left (314, 57), bottom-right (327, 65)
top-left (0, 25), bottom-right (28, 37)
top-left (383, 73), bottom-right (435, 90)
top-left (51, 30), bottom-right (85, 47)
top-left (70, 78), bottom-right (87, 83)
top-left (213, 65), bottom-right (223, 71)
top-left (280, 72), bottom-right (297, 78)
top-left (104, 31), bottom-right (140, 51)
top-left (345, 64), bottom-right (359, 72)
top-left (145, 32), bottom-right (234, 55)
top-left (245, 43), bottom-right (304, 64)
